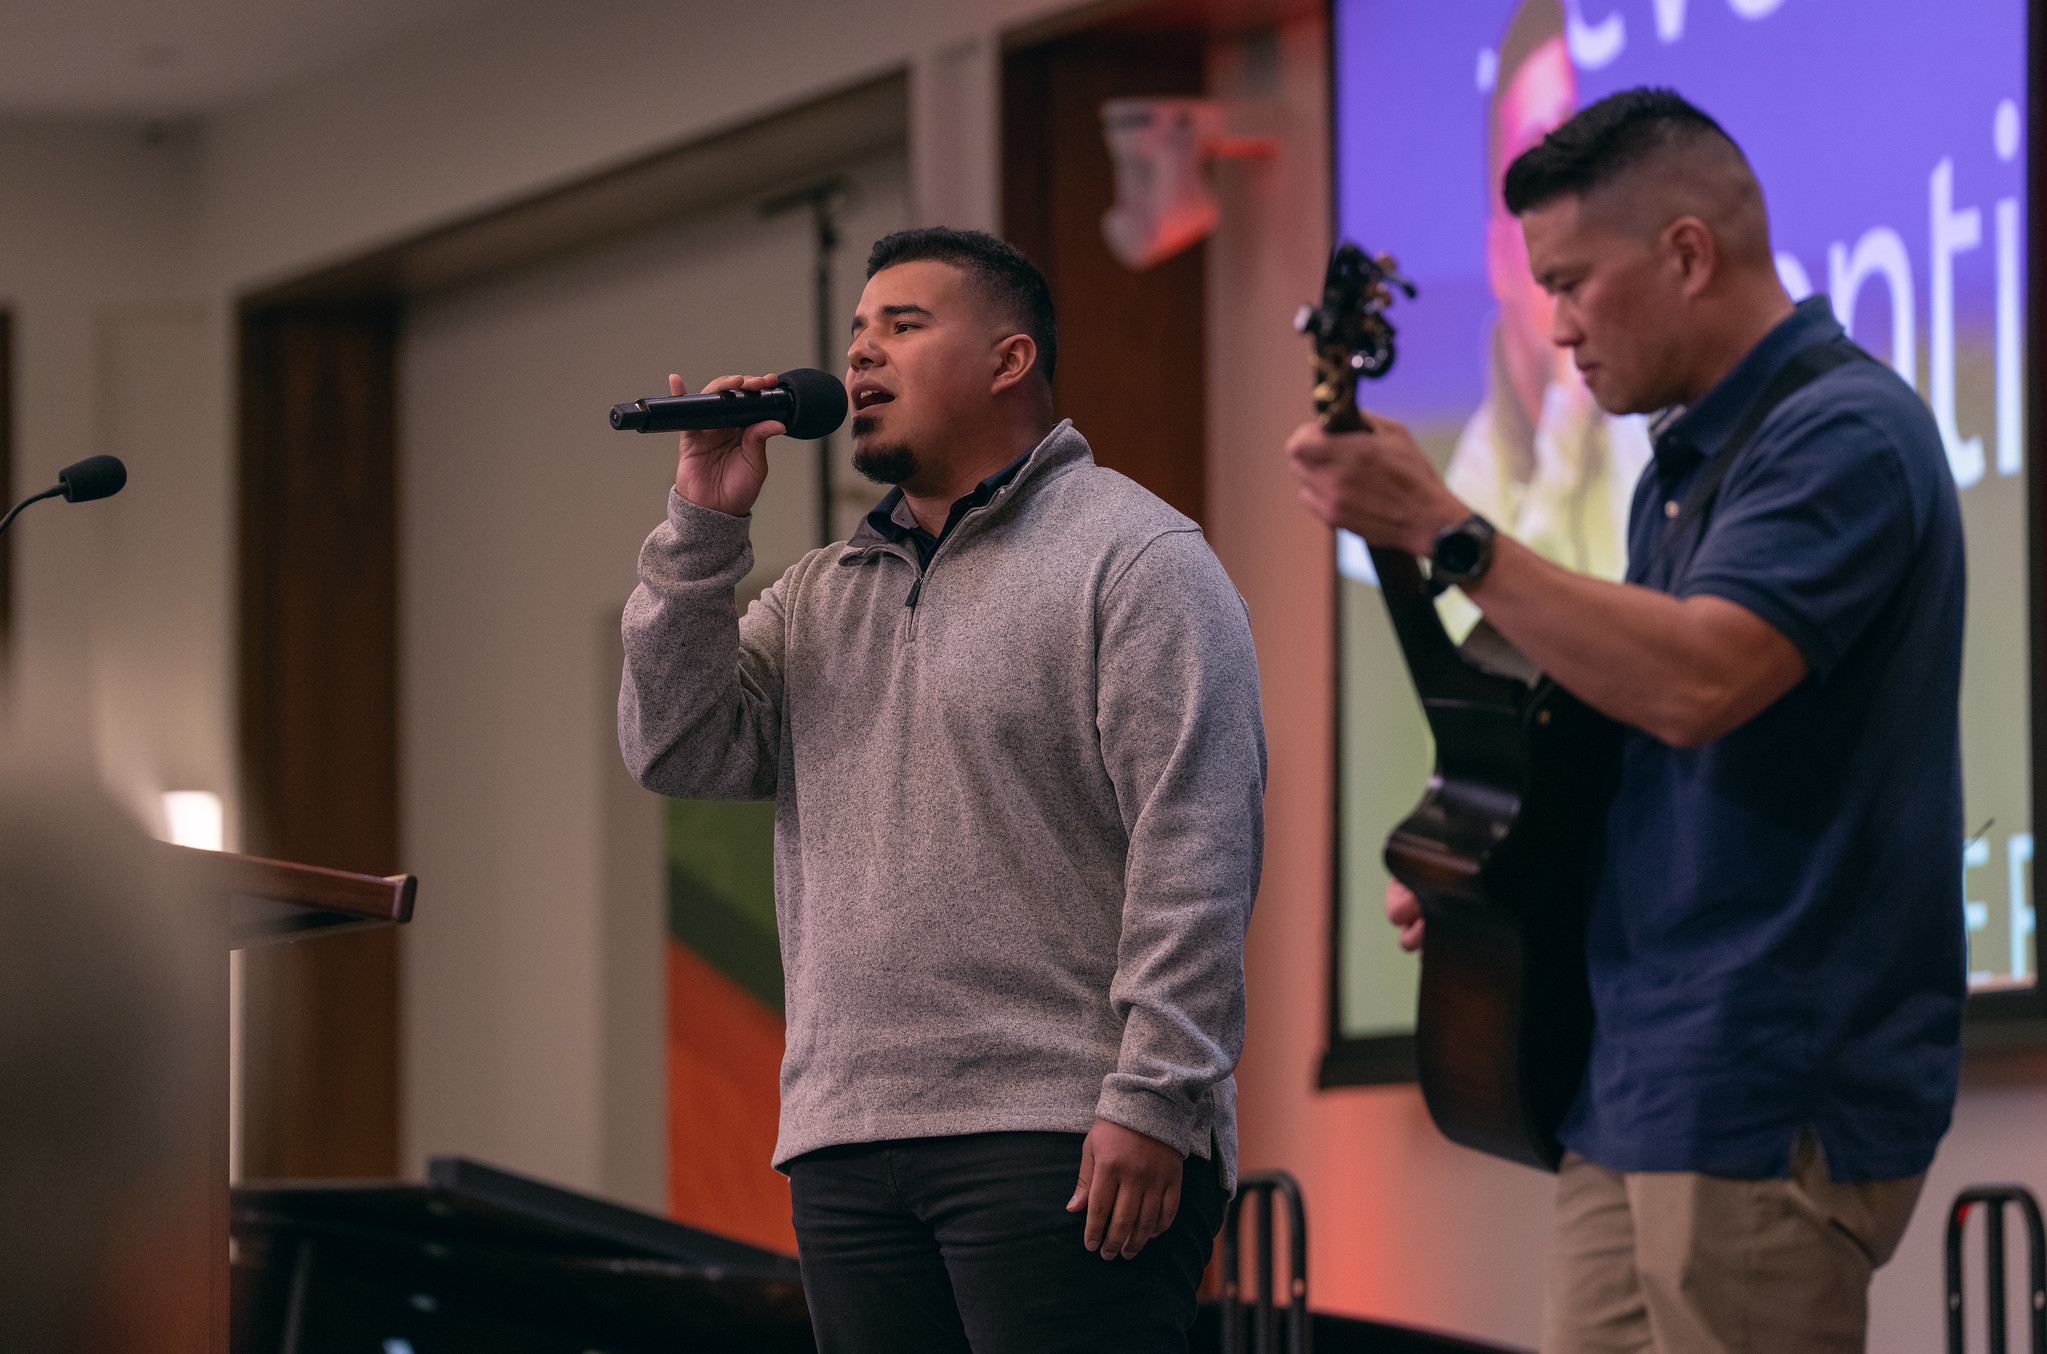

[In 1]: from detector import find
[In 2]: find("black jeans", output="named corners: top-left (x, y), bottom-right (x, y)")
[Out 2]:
top-left (787, 1131), bottom-right (1228, 1354)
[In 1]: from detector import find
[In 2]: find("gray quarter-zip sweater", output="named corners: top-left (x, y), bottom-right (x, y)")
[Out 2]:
top-left (619, 421), bottom-right (1265, 1186)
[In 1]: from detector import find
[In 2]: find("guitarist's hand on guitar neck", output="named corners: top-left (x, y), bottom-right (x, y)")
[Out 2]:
top-left (1286, 413), bottom-right (1470, 557)
top-left (1296, 240), bottom-right (1614, 1172)
top-left (1385, 880), bottom-right (1424, 952)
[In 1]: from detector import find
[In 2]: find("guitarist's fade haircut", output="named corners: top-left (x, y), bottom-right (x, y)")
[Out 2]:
top-left (866, 227), bottom-right (1059, 384)
top-left (1502, 87), bottom-right (1775, 269)
top-left (1503, 87), bottom-right (1746, 218)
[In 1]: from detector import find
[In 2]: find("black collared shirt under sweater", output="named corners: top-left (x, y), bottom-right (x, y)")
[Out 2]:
top-left (862, 451), bottom-right (1031, 605)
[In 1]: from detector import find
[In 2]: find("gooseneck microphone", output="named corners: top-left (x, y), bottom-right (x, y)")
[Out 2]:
top-left (609, 368), bottom-right (848, 441)
top-left (0, 455), bottom-right (128, 538)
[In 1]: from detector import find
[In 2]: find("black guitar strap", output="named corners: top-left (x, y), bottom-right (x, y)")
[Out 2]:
top-left (1644, 335), bottom-right (1872, 576)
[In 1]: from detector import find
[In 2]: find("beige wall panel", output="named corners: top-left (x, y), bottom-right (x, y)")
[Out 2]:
top-left (89, 306), bottom-right (234, 839)
top-left (913, 35), bottom-right (1001, 232)
top-left (197, 0), bottom-right (1051, 294)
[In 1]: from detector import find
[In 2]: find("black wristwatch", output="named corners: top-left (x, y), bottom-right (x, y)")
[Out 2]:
top-left (1430, 513), bottom-right (1497, 589)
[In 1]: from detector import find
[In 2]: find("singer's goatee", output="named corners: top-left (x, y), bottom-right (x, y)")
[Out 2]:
top-left (853, 438), bottom-right (919, 486)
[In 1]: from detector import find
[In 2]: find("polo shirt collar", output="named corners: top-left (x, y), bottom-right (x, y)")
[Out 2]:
top-left (1652, 295), bottom-right (1843, 482)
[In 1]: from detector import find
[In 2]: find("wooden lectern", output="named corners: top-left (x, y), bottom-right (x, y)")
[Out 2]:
top-left (152, 846), bottom-right (416, 1354)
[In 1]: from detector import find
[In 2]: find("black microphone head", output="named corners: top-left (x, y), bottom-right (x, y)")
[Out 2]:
top-left (58, 456), bottom-right (126, 503)
top-left (778, 368), bottom-right (848, 441)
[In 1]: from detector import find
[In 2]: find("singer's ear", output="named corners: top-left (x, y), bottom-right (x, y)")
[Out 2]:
top-left (990, 332), bottom-right (1041, 395)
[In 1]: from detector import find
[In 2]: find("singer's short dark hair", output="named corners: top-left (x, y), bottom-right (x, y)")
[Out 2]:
top-left (1503, 87), bottom-right (1741, 216)
top-left (866, 228), bottom-right (1058, 384)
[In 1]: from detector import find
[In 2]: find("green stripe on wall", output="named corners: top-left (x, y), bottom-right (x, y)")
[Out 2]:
top-left (665, 798), bottom-right (782, 1013)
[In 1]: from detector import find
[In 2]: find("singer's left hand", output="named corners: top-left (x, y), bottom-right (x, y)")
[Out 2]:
top-left (1286, 413), bottom-right (1468, 554)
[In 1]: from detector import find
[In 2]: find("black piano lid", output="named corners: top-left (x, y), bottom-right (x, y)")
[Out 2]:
top-left (232, 1155), bottom-right (801, 1281)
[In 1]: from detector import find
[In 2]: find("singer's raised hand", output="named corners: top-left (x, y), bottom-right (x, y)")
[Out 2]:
top-left (672, 372), bottom-right (785, 517)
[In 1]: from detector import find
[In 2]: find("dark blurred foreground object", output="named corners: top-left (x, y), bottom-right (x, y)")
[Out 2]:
top-left (1947, 1184), bottom-right (2045, 1354)
top-left (0, 453), bottom-right (127, 535)
top-left (0, 759), bottom-right (209, 1354)
top-left (230, 1155), bottom-right (1519, 1354)
top-left (0, 747), bottom-right (418, 1354)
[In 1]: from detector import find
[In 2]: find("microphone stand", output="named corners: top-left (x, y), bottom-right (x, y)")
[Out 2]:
top-left (0, 484), bottom-right (63, 538)
top-left (763, 177), bottom-right (850, 548)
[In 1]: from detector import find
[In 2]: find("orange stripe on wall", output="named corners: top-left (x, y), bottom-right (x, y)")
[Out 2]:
top-left (667, 937), bottom-right (797, 1254)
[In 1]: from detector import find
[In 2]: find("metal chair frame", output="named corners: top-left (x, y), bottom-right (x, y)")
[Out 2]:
top-left (1221, 1170), bottom-right (1310, 1354)
top-left (1947, 1184), bottom-right (2047, 1354)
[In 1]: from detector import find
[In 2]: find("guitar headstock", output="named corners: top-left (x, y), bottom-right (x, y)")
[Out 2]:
top-left (1295, 242), bottom-right (1415, 433)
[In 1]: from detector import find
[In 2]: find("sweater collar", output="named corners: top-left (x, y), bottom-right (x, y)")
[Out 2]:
top-left (842, 420), bottom-right (1090, 557)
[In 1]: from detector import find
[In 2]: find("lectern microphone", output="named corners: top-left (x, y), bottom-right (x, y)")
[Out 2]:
top-left (609, 368), bottom-right (847, 441)
top-left (0, 455), bottom-right (128, 537)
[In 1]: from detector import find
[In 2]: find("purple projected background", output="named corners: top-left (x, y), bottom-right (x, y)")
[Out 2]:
top-left (1334, 0), bottom-right (2024, 432)
top-left (1329, 0), bottom-right (2033, 1037)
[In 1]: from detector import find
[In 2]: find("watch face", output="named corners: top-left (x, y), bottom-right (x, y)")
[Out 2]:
top-left (1437, 531), bottom-right (1482, 575)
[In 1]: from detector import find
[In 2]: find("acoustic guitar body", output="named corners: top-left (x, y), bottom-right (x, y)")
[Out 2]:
top-left (1385, 661), bottom-right (1621, 1171)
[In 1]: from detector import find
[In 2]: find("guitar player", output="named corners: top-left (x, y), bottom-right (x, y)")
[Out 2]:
top-left (1287, 89), bottom-right (1966, 1354)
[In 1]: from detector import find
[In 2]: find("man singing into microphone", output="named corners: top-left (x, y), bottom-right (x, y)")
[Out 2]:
top-left (620, 227), bottom-right (1265, 1353)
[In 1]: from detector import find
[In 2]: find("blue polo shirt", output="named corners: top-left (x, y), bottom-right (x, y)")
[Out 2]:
top-left (1557, 296), bottom-right (1967, 1182)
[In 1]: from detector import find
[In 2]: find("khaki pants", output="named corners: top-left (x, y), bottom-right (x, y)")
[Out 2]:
top-left (1542, 1133), bottom-right (1924, 1354)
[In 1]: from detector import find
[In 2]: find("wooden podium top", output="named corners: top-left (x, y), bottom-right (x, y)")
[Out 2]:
top-left (167, 844), bottom-right (417, 948)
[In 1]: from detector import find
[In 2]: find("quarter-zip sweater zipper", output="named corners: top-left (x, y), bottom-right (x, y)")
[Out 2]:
top-left (854, 447), bottom-right (1032, 638)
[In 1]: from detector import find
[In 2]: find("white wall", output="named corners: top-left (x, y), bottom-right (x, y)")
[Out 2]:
top-left (397, 151), bottom-right (907, 1206)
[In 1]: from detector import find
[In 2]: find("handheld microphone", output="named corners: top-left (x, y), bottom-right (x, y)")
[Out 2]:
top-left (609, 368), bottom-right (847, 441)
top-left (0, 455), bottom-right (128, 538)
